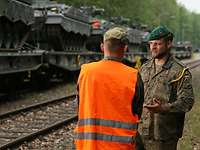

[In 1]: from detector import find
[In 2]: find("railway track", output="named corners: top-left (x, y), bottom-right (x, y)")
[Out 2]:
top-left (0, 94), bottom-right (77, 149)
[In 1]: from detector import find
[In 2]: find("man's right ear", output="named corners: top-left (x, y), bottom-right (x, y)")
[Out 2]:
top-left (100, 43), bottom-right (104, 52)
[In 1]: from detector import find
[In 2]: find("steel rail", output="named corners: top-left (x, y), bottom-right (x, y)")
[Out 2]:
top-left (0, 94), bottom-right (76, 119)
top-left (0, 94), bottom-right (77, 149)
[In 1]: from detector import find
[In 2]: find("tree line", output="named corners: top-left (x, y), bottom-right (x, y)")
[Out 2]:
top-left (57, 0), bottom-right (200, 48)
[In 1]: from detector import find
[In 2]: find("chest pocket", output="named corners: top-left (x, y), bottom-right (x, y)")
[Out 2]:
top-left (141, 74), bottom-right (150, 91)
top-left (153, 74), bottom-right (172, 103)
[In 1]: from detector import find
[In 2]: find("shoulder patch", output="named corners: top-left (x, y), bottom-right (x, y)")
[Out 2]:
top-left (170, 67), bottom-right (189, 84)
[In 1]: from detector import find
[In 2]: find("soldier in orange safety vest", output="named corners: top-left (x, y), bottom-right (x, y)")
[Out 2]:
top-left (75, 27), bottom-right (144, 150)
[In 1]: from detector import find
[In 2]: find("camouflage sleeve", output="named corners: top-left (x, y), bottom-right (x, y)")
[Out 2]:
top-left (170, 70), bottom-right (194, 112)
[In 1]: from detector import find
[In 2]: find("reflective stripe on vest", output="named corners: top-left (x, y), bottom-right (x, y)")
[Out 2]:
top-left (76, 132), bottom-right (135, 143)
top-left (78, 118), bottom-right (138, 130)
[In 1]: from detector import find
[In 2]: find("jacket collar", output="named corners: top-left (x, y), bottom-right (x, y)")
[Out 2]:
top-left (147, 54), bottom-right (173, 70)
top-left (103, 56), bottom-right (123, 62)
top-left (162, 54), bottom-right (173, 69)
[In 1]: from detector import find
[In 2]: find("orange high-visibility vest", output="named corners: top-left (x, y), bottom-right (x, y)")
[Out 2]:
top-left (75, 60), bottom-right (139, 150)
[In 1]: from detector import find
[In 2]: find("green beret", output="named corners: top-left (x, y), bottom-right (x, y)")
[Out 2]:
top-left (147, 25), bottom-right (173, 41)
top-left (104, 27), bottom-right (128, 43)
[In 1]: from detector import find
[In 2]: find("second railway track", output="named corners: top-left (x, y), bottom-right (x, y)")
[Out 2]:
top-left (0, 94), bottom-right (77, 149)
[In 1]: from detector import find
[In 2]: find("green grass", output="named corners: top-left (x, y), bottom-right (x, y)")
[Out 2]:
top-left (178, 68), bottom-right (200, 150)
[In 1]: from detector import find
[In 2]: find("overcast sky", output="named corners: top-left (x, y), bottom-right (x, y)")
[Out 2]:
top-left (177, 0), bottom-right (200, 13)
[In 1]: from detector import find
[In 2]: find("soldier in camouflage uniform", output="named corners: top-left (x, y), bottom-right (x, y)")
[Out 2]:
top-left (139, 26), bottom-right (194, 150)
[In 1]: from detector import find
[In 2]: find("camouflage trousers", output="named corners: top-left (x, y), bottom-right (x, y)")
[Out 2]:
top-left (143, 138), bottom-right (179, 150)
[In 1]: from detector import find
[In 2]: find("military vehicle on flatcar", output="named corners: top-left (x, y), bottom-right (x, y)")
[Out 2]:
top-left (0, 0), bottom-right (100, 91)
top-left (83, 6), bottom-right (149, 63)
top-left (172, 41), bottom-right (193, 59)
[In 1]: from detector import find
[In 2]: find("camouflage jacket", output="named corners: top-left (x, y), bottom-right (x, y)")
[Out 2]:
top-left (139, 55), bottom-right (194, 140)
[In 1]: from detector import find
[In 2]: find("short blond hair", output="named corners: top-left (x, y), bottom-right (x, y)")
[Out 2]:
top-left (105, 39), bottom-right (126, 52)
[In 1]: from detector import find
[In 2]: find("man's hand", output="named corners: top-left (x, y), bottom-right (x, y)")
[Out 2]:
top-left (144, 99), bottom-right (171, 113)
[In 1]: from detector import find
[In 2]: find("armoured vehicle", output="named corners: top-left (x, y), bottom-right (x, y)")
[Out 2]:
top-left (172, 41), bottom-right (193, 59)
top-left (0, 0), bottom-right (100, 91)
top-left (84, 8), bottom-right (149, 62)
top-left (82, 6), bottom-right (148, 64)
